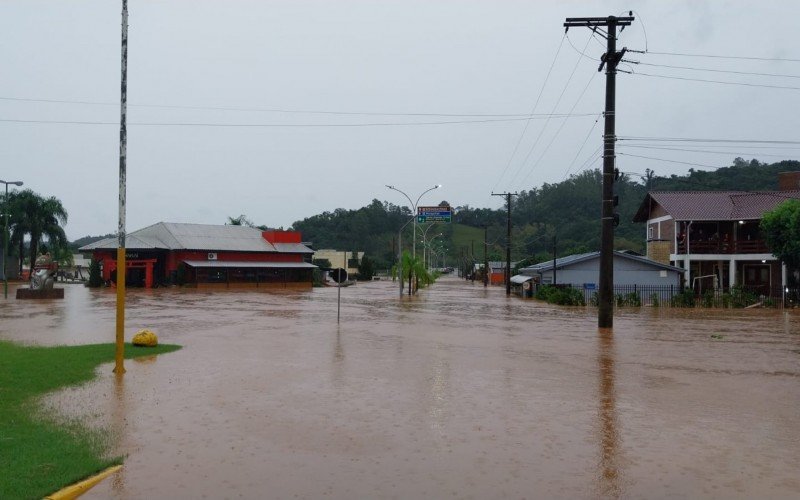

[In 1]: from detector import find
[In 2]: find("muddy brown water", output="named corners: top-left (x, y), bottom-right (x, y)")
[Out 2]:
top-left (2, 277), bottom-right (799, 499)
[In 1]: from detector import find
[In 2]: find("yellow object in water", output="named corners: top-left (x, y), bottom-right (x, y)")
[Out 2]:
top-left (132, 329), bottom-right (158, 347)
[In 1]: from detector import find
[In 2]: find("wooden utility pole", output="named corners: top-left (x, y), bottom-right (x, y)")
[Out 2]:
top-left (492, 192), bottom-right (518, 295)
top-left (563, 15), bottom-right (633, 327)
top-left (552, 234), bottom-right (557, 286)
top-left (483, 225), bottom-right (488, 287)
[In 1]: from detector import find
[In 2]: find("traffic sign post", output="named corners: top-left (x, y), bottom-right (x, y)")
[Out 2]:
top-left (417, 206), bottom-right (452, 224)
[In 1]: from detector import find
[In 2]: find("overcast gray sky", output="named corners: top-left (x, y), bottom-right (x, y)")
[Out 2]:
top-left (2, 0), bottom-right (799, 240)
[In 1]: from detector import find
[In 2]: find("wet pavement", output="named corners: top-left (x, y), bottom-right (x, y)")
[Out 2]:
top-left (2, 276), bottom-right (799, 499)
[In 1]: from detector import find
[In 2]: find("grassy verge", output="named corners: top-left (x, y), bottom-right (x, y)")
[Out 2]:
top-left (0, 340), bottom-right (181, 499)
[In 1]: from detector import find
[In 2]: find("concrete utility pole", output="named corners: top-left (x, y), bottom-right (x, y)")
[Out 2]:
top-left (492, 192), bottom-right (518, 296)
top-left (563, 14), bottom-right (634, 328)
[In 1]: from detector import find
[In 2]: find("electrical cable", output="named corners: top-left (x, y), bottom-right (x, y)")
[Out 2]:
top-left (517, 71), bottom-right (598, 188)
top-left (562, 115), bottom-right (603, 180)
top-left (618, 136), bottom-right (800, 145)
top-left (618, 152), bottom-right (726, 170)
top-left (0, 115), bottom-right (599, 128)
top-left (619, 144), bottom-right (799, 159)
top-left (0, 96), bottom-right (572, 119)
top-left (627, 50), bottom-right (800, 63)
top-left (507, 32), bottom-right (594, 188)
top-left (628, 61), bottom-right (800, 79)
top-left (629, 71), bottom-right (800, 91)
top-left (493, 33), bottom-right (567, 192)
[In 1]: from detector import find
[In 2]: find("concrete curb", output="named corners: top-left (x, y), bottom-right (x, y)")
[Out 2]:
top-left (44, 464), bottom-right (122, 499)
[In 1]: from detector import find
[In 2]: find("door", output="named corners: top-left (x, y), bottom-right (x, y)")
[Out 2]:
top-left (743, 264), bottom-right (770, 295)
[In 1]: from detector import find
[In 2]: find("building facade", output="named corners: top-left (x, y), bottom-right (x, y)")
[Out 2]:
top-left (632, 173), bottom-right (800, 294)
top-left (80, 222), bottom-right (315, 289)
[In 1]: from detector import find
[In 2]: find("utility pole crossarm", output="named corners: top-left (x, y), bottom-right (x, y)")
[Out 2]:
top-left (563, 16), bottom-right (634, 28)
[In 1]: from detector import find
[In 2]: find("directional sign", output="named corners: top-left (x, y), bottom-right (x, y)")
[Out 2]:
top-left (417, 206), bottom-right (452, 223)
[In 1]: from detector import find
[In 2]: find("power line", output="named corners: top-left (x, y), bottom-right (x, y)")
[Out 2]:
top-left (562, 115), bottom-right (602, 180)
top-left (0, 115), bottom-right (598, 128)
top-left (0, 96), bottom-right (573, 119)
top-left (626, 142), bottom-right (800, 150)
top-left (618, 136), bottom-right (800, 145)
top-left (618, 152), bottom-right (725, 170)
top-left (627, 71), bottom-right (800, 91)
top-left (518, 71), bottom-right (598, 188)
top-left (627, 61), bottom-right (800, 79)
top-left (619, 144), bottom-right (800, 158)
top-left (507, 32), bottom-right (594, 188)
top-left (493, 33), bottom-right (567, 192)
top-left (627, 49), bottom-right (800, 63)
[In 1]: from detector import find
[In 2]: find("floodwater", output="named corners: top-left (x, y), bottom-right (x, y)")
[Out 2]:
top-left (2, 276), bottom-right (799, 499)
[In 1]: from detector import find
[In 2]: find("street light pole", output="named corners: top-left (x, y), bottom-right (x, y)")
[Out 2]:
top-left (1, 180), bottom-right (24, 299)
top-left (386, 184), bottom-right (441, 259)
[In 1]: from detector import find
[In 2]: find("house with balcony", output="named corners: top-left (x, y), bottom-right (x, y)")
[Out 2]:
top-left (632, 172), bottom-right (800, 295)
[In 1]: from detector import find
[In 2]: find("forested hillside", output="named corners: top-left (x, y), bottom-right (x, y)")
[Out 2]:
top-left (209, 158), bottom-right (798, 270)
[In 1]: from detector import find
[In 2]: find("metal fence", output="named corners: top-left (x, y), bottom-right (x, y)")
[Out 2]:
top-left (536, 284), bottom-right (800, 309)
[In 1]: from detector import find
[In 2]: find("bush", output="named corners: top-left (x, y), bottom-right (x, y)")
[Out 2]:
top-left (535, 285), bottom-right (585, 306)
top-left (649, 292), bottom-right (660, 307)
top-left (671, 289), bottom-right (696, 308)
top-left (730, 286), bottom-right (759, 308)
top-left (615, 292), bottom-right (641, 307)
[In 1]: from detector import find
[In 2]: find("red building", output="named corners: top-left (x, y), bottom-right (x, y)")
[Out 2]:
top-left (80, 222), bottom-right (315, 288)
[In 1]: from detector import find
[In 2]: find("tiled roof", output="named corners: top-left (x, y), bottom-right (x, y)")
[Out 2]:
top-left (633, 190), bottom-right (800, 222)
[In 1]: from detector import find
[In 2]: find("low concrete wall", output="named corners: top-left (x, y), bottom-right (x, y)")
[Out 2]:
top-left (16, 288), bottom-right (65, 299)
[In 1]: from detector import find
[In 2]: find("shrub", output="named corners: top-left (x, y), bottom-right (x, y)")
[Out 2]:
top-left (615, 292), bottom-right (641, 307)
top-left (671, 289), bottom-right (696, 308)
top-left (535, 285), bottom-right (585, 306)
top-left (649, 292), bottom-right (660, 307)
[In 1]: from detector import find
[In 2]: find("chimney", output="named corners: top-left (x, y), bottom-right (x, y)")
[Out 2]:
top-left (778, 171), bottom-right (800, 191)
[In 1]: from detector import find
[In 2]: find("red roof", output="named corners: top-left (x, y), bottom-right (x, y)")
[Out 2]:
top-left (633, 190), bottom-right (800, 222)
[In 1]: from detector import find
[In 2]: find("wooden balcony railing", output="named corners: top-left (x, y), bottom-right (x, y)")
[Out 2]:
top-left (676, 239), bottom-right (770, 254)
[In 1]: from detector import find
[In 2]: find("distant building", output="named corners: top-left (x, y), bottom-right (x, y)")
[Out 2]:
top-left (632, 171), bottom-right (800, 294)
top-left (79, 222), bottom-right (315, 288)
top-left (313, 249), bottom-right (364, 276)
top-left (519, 251), bottom-right (684, 289)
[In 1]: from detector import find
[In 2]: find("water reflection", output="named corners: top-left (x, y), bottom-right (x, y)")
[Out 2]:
top-left (597, 327), bottom-right (621, 498)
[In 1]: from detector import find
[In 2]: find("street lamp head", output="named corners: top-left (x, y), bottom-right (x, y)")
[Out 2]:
top-left (0, 180), bottom-right (23, 186)
top-left (385, 184), bottom-right (395, 189)
top-left (435, 184), bottom-right (442, 189)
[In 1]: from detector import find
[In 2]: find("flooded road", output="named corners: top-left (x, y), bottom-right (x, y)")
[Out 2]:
top-left (2, 276), bottom-right (799, 499)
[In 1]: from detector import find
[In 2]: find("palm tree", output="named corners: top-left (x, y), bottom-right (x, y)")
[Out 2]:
top-left (8, 189), bottom-right (68, 273)
top-left (396, 250), bottom-right (432, 296)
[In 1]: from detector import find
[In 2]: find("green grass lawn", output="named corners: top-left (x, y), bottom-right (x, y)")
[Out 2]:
top-left (0, 340), bottom-right (181, 499)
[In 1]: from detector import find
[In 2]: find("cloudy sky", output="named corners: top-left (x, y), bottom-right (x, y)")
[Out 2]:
top-left (1, 0), bottom-right (798, 240)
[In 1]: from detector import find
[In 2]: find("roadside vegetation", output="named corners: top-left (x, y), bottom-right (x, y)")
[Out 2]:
top-left (0, 341), bottom-right (180, 499)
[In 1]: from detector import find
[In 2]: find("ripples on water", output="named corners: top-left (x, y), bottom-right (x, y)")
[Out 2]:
top-left (2, 277), bottom-right (798, 499)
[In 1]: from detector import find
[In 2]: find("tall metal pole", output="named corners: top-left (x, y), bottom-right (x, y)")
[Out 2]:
top-left (115, 0), bottom-right (129, 374)
top-left (564, 15), bottom-right (633, 328)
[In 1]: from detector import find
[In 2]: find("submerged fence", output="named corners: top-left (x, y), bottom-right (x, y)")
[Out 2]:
top-left (531, 284), bottom-right (800, 309)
